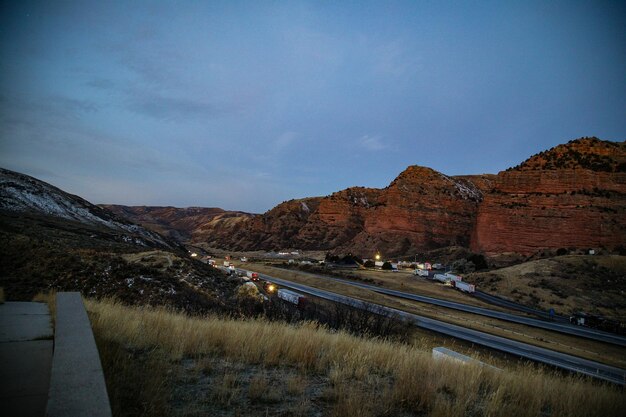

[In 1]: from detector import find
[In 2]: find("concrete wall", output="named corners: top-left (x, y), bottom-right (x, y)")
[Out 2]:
top-left (46, 292), bottom-right (111, 417)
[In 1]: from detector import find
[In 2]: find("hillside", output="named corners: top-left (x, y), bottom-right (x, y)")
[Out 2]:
top-left (0, 168), bottom-right (235, 308)
top-left (101, 205), bottom-right (254, 242)
top-left (466, 255), bottom-right (626, 321)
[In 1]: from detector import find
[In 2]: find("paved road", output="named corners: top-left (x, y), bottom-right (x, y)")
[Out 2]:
top-left (229, 267), bottom-right (626, 385)
top-left (474, 290), bottom-right (569, 323)
top-left (0, 302), bottom-right (53, 417)
top-left (255, 267), bottom-right (626, 347)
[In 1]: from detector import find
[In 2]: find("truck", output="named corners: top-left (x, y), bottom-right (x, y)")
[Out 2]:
top-left (208, 259), bottom-right (216, 266)
top-left (246, 271), bottom-right (259, 281)
top-left (454, 281), bottom-right (475, 293)
top-left (277, 289), bottom-right (307, 306)
top-left (223, 261), bottom-right (230, 267)
top-left (433, 274), bottom-right (452, 285)
top-left (414, 269), bottom-right (429, 277)
top-left (444, 273), bottom-right (463, 283)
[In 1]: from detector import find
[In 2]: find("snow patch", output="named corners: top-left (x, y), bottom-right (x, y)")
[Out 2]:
top-left (437, 173), bottom-right (482, 201)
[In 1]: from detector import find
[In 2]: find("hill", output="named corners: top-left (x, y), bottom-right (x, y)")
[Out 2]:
top-left (101, 205), bottom-right (254, 242)
top-left (0, 168), bottom-right (235, 308)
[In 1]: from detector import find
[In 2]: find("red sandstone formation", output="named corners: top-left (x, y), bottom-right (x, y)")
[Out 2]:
top-left (471, 138), bottom-right (626, 256)
top-left (107, 137), bottom-right (626, 258)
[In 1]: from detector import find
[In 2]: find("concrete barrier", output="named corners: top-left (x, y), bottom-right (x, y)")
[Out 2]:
top-left (46, 292), bottom-right (111, 417)
top-left (432, 346), bottom-right (501, 371)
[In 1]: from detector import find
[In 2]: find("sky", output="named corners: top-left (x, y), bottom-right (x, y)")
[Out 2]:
top-left (1, 1), bottom-right (625, 213)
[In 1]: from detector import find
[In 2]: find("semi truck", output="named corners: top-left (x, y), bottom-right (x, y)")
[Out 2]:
top-left (454, 281), bottom-right (475, 293)
top-left (414, 269), bottom-right (428, 277)
top-left (444, 273), bottom-right (463, 283)
top-left (433, 273), bottom-right (450, 283)
top-left (246, 271), bottom-right (259, 281)
top-left (277, 289), bottom-right (307, 306)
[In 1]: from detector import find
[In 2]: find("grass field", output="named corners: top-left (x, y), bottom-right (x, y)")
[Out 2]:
top-left (84, 297), bottom-right (624, 417)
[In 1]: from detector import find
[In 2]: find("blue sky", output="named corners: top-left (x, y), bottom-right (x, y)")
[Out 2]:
top-left (1, 1), bottom-right (624, 213)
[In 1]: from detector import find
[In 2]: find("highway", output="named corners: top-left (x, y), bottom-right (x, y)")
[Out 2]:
top-left (473, 290), bottom-right (569, 323)
top-left (229, 266), bottom-right (626, 385)
top-left (257, 267), bottom-right (626, 347)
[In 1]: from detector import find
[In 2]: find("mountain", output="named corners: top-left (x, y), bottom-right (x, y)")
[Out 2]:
top-left (471, 137), bottom-right (626, 256)
top-left (101, 205), bottom-right (253, 242)
top-left (103, 137), bottom-right (626, 259)
top-left (0, 168), bottom-right (236, 307)
top-left (199, 167), bottom-right (496, 256)
top-left (0, 168), bottom-right (171, 248)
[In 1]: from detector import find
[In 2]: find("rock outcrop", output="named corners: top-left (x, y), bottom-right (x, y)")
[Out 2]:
top-left (471, 138), bottom-right (626, 256)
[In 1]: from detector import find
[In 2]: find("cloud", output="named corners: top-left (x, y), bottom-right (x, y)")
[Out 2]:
top-left (127, 92), bottom-right (228, 122)
top-left (359, 135), bottom-right (386, 151)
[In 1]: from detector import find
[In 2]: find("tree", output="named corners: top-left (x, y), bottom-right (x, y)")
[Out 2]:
top-left (381, 261), bottom-right (393, 270)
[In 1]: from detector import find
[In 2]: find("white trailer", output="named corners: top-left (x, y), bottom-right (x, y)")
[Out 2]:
top-left (413, 269), bottom-right (427, 277)
top-left (454, 281), bottom-right (475, 293)
top-left (444, 273), bottom-right (463, 283)
top-left (277, 289), bottom-right (307, 306)
top-left (433, 273), bottom-right (450, 283)
top-left (223, 261), bottom-right (230, 267)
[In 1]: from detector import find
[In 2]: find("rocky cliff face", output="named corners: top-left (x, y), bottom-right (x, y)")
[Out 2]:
top-left (203, 166), bottom-right (494, 257)
top-left (471, 138), bottom-right (626, 255)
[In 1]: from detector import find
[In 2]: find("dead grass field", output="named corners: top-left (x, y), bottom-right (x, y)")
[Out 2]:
top-left (85, 297), bottom-right (624, 417)
top-left (467, 255), bottom-right (626, 320)
top-left (239, 262), bottom-right (626, 369)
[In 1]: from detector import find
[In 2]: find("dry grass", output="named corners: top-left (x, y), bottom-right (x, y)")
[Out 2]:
top-left (468, 255), bottom-right (626, 320)
top-left (32, 291), bottom-right (56, 327)
top-left (84, 297), bottom-right (625, 417)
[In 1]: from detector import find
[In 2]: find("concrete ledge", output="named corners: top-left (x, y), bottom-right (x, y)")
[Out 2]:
top-left (46, 292), bottom-right (111, 417)
top-left (432, 346), bottom-right (501, 371)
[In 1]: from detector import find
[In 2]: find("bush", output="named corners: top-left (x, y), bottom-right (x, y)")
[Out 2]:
top-left (556, 248), bottom-right (568, 256)
top-left (381, 262), bottom-right (392, 270)
top-left (363, 260), bottom-right (375, 268)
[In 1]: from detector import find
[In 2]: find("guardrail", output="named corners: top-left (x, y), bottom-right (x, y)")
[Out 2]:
top-left (46, 292), bottom-right (112, 417)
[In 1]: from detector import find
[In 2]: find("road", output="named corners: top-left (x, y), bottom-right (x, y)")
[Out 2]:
top-left (228, 266), bottom-right (626, 385)
top-left (256, 266), bottom-right (626, 347)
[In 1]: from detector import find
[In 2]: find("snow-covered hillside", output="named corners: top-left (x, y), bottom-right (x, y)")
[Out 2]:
top-left (0, 168), bottom-right (170, 247)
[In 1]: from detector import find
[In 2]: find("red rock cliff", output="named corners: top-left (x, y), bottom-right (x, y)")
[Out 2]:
top-left (471, 138), bottom-right (626, 255)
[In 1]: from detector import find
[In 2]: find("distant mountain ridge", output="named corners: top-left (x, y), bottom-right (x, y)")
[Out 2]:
top-left (107, 137), bottom-right (624, 258)
top-left (101, 205), bottom-right (254, 242)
